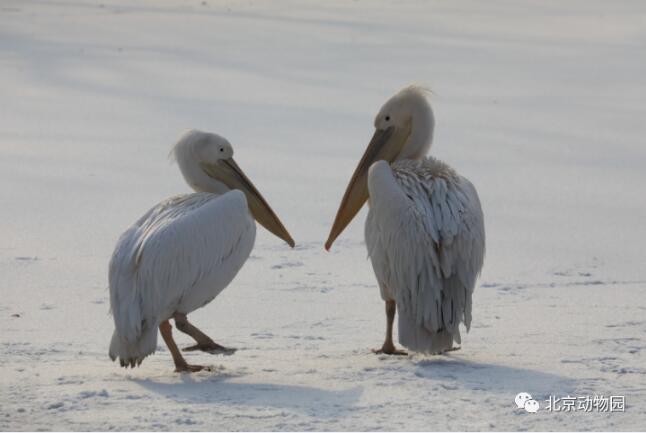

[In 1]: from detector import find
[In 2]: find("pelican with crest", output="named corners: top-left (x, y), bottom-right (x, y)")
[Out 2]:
top-left (109, 130), bottom-right (294, 372)
top-left (326, 86), bottom-right (485, 355)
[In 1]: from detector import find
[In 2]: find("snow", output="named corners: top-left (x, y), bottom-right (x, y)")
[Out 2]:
top-left (1, 0), bottom-right (646, 430)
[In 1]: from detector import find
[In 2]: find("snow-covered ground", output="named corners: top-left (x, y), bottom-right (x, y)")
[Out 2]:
top-left (1, 0), bottom-right (646, 430)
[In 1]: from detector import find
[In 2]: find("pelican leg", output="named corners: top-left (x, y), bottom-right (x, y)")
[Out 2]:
top-left (159, 320), bottom-right (205, 373)
top-left (373, 300), bottom-right (408, 356)
top-left (173, 312), bottom-right (236, 355)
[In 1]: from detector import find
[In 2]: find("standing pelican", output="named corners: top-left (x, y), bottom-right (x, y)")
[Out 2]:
top-left (325, 86), bottom-right (485, 355)
top-left (109, 130), bottom-right (294, 372)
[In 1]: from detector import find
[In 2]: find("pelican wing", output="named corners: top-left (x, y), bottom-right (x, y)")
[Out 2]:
top-left (108, 190), bottom-right (255, 348)
top-left (366, 158), bottom-right (485, 348)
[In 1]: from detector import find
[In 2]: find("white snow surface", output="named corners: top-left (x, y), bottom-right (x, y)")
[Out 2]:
top-left (1, 0), bottom-right (646, 430)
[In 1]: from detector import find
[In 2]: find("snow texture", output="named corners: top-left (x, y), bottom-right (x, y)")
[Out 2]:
top-left (1, 0), bottom-right (645, 430)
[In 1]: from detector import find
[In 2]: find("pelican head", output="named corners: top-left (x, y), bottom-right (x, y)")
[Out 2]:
top-left (173, 130), bottom-right (294, 247)
top-left (325, 85), bottom-right (435, 250)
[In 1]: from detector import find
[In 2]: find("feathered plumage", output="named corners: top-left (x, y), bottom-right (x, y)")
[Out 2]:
top-left (109, 191), bottom-right (255, 366)
top-left (366, 158), bottom-right (485, 353)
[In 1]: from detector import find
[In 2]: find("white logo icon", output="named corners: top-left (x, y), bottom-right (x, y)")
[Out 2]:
top-left (515, 392), bottom-right (540, 413)
top-left (515, 392), bottom-right (532, 408)
top-left (524, 399), bottom-right (540, 413)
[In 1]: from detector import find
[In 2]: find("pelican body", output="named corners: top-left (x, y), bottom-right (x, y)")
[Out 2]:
top-left (326, 86), bottom-right (485, 355)
top-left (109, 130), bottom-right (293, 372)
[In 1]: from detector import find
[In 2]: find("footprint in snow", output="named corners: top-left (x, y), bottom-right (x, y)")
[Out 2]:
top-left (250, 332), bottom-right (274, 339)
top-left (14, 256), bottom-right (39, 264)
top-left (78, 390), bottom-right (109, 399)
top-left (272, 261), bottom-right (304, 269)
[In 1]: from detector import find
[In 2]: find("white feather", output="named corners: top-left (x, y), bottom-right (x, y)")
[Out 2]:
top-left (108, 190), bottom-right (255, 366)
top-left (366, 157), bottom-right (485, 353)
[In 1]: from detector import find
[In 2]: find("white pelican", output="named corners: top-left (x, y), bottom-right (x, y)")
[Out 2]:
top-left (325, 86), bottom-right (485, 355)
top-left (109, 130), bottom-right (294, 372)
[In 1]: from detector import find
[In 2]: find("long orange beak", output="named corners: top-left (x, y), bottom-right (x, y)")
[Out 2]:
top-left (202, 158), bottom-right (295, 248)
top-left (324, 123), bottom-right (410, 250)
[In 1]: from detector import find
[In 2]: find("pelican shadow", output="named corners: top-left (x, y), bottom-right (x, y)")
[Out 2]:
top-left (413, 356), bottom-right (578, 400)
top-left (132, 374), bottom-right (362, 416)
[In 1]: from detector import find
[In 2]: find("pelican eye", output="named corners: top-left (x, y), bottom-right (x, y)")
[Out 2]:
top-left (385, 115), bottom-right (390, 121)
top-left (219, 147), bottom-right (224, 152)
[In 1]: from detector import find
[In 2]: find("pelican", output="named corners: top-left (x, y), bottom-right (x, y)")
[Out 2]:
top-left (325, 86), bottom-right (485, 355)
top-left (109, 130), bottom-right (294, 372)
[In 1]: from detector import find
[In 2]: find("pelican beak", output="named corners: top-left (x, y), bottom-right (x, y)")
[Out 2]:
top-left (325, 122), bottom-right (411, 251)
top-left (202, 158), bottom-right (295, 248)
